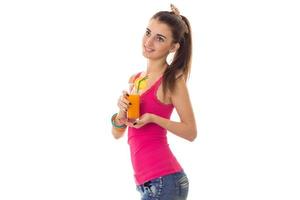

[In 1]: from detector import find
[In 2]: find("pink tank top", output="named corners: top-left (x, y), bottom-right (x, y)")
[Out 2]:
top-left (128, 74), bottom-right (182, 185)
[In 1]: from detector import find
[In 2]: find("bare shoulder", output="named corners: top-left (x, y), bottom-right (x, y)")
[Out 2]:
top-left (173, 75), bottom-right (188, 95)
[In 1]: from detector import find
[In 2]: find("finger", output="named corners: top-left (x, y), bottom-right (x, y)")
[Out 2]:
top-left (118, 103), bottom-right (128, 113)
top-left (125, 121), bottom-right (134, 127)
top-left (120, 95), bottom-right (130, 105)
top-left (119, 96), bottom-right (130, 107)
top-left (119, 101), bottom-right (129, 111)
top-left (132, 120), bottom-right (138, 126)
top-left (122, 90), bottom-right (129, 97)
top-left (122, 98), bottom-right (130, 106)
top-left (132, 122), bottom-right (141, 129)
top-left (117, 95), bottom-right (124, 106)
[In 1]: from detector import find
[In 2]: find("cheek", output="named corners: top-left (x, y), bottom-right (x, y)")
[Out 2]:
top-left (157, 44), bottom-right (171, 53)
top-left (142, 36), bottom-right (147, 44)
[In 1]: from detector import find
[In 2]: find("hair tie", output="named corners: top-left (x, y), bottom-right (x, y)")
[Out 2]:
top-left (170, 4), bottom-right (189, 34)
top-left (170, 4), bottom-right (181, 17)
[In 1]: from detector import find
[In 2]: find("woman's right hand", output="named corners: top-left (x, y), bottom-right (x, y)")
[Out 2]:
top-left (117, 90), bottom-right (130, 119)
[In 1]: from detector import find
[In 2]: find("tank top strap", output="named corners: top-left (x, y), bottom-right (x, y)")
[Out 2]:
top-left (151, 76), bottom-right (163, 94)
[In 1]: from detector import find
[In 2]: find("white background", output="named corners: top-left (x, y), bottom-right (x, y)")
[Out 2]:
top-left (1, 0), bottom-right (300, 199)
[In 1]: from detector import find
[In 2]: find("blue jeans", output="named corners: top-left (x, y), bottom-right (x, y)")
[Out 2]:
top-left (136, 171), bottom-right (189, 200)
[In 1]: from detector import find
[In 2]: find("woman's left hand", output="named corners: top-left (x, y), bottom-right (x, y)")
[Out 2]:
top-left (126, 113), bottom-right (154, 128)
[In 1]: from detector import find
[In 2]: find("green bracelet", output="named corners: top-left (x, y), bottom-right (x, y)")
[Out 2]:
top-left (111, 113), bottom-right (127, 129)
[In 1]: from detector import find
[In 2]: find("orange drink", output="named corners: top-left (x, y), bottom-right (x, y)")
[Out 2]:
top-left (127, 94), bottom-right (140, 120)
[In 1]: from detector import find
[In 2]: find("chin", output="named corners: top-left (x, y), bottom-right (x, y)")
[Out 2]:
top-left (142, 51), bottom-right (152, 59)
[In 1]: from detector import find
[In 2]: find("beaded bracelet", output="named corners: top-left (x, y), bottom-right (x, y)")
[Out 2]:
top-left (111, 113), bottom-right (127, 129)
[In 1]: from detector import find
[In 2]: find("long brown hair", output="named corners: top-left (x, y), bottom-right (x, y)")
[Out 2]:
top-left (152, 11), bottom-right (192, 95)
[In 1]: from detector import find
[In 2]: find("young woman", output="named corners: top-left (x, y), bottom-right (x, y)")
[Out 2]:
top-left (111, 4), bottom-right (197, 200)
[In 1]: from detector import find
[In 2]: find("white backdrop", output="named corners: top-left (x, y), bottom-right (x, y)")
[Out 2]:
top-left (1, 0), bottom-right (300, 199)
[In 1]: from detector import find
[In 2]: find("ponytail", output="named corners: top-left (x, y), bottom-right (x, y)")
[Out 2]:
top-left (162, 15), bottom-right (192, 95)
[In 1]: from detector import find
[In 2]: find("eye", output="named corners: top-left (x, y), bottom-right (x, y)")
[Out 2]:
top-left (145, 30), bottom-right (151, 37)
top-left (156, 36), bottom-right (165, 42)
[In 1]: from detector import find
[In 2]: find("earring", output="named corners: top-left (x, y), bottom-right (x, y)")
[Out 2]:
top-left (167, 52), bottom-right (175, 65)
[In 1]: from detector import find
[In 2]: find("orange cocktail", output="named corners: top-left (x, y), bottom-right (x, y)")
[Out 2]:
top-left (127, 94), bottom-right (140, 120)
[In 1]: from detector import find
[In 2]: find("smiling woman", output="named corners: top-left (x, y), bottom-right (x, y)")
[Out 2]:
top-left (111, 4), bottom-right (196, 200)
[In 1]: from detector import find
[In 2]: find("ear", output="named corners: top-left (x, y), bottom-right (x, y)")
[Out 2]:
top-left (169, 42), bottom-right (180, 53)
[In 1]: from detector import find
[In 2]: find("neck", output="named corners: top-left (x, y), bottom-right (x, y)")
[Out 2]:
top-left (146, 59), bottom-right (167, 75)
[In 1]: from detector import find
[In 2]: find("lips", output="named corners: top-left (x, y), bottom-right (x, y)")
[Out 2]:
top-left (144, 46), bottom-right (154, 53)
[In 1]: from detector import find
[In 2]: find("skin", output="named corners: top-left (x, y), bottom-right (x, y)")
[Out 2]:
top-left (112, 19), bottom-right (197, 141)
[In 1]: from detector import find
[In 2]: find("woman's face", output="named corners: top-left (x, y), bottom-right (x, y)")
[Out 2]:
top-left (142, 19), bottom-right (175, 60)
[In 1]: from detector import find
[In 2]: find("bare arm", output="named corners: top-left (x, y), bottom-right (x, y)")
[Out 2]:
top-left (152, 77), bottom-right (197, 141)
top-left (111, 111), bottom-right (127, 139)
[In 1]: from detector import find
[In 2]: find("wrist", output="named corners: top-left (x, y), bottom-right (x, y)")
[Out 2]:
top-left (115, 116), bottom-right (126, 126)
top-left (111, 113), bottom-right (126, 129)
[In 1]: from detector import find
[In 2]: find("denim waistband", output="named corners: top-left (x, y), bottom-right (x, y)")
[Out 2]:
top-left (137, 170), bottom-right (185, 188)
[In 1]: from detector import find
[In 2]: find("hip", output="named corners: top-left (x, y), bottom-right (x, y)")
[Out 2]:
top-left (136, 171), bottom-right (189, 200)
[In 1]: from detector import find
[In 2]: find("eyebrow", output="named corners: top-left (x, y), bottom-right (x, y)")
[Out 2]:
top-left (146, 28), bottom-right (167, 39)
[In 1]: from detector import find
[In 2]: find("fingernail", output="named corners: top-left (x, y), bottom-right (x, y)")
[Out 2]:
top-left (129, 103), bottom-right (132, 105)
top-left (133, 122), bottom-right (137, 125)
top-left (126, 93), bottom-right (129, 97)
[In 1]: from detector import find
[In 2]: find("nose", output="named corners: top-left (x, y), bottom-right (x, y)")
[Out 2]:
top-left (144, 36), bottom-right (154, 47)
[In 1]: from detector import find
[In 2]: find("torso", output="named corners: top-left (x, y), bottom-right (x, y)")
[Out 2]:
top-left (128, 72), bottom-right (182, 185)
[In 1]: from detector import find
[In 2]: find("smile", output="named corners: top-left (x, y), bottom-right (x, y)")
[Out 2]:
top-left (144, 46), bottom-right (155, 53)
